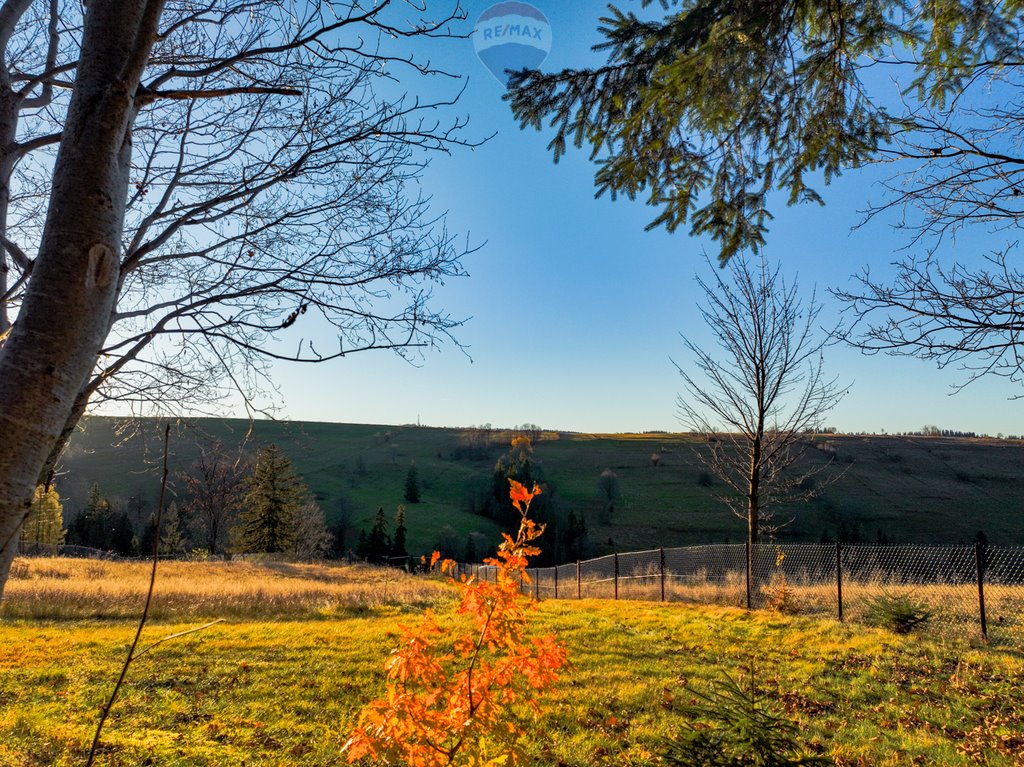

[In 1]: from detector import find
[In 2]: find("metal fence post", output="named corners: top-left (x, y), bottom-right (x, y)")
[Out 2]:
top-left (836, 541), bottom-right (844, 622)
top-left (975, 542), bottom-right (988, 639)
top-left (660, 547), bottom-right (666, 602)
top-left (534, 567), bottom-right (540, 600)
top-left (745, 541), bottom-right (752, 610)
top-left (554, 565), bottom-right (559, 599)
top-left (576, 559), bottom-right (581, 599)
top-left (614, 552), bottom-right (619, 600)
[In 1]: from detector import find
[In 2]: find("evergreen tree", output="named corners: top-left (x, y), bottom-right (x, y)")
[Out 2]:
top-left (68, 483), bottom-right (133, 554)
top-left (140, 513), bottom-right (159, 556)
top-left (364, 507), bottom-right (391, 563)
top-left (403, 464), bottom-right (421, 504)
top-left (508, 2), bottom-right (1012, 263)
top-left (355, 529), bottom-right (369, 559)
top-left (463, 533), bottom-right (477, 564)
top-left (159, 501), bottom-right (187, 557)
top-left (110, 508), bottom-right (136, 556)
top-left (20, 485), bottom-right (65, 549)
top-left (490, 437), bottom-right (538, 525)
top-left (565, 509), bottom-right (589, 561)
top-left (234, 444), bottom-right (307, 554)
top-left (391, 505), bottom-right (409, 561)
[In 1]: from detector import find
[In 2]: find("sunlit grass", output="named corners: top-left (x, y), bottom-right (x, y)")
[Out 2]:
top-left (1, 557), bottom-right (449, 620)
top-left (2, 561), bottom-right (1022, 766)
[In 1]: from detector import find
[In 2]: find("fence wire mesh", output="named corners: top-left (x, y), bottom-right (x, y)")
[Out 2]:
top-left (487, 542), bottom-right (1024, 645)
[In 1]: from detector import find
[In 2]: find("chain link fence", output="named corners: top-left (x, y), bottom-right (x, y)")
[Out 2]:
top-left (463, 543), bottom-right (1024, 645)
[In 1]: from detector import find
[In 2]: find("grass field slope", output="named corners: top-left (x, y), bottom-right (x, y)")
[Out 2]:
top-left (56, 417), bottom-right (1024, 558)
top-left (1, 558), bottom-right (1022, 766)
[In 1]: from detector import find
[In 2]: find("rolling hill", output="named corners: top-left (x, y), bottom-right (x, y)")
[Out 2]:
top-left (53, 416), bottom-right (1024, 558)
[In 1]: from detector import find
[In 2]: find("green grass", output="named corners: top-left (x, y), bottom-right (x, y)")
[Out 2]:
top-left (2, 598), bottom-right (1023, 766)
top-left (58, 417), bottom-right (1024, 557)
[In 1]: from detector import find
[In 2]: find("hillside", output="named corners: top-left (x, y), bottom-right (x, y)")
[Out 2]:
top-left (54, 416), bottom-right (1024, 557)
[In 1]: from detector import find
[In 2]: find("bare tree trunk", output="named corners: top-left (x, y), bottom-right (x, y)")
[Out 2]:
top-left (0, 70), bottom-right (21, 336)
top-left (0, 0), bottom-right (165, 597)
top-left (747, 434), bottom-right (761, 547)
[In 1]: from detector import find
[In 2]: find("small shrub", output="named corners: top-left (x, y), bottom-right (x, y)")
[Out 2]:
top-left (659, 675), bottom-right (832, 766)
top-left (864, 590), bottom-right (932, 634)
top-left (344, 480), bottom-right (567, 767)
top-left (763, 574), bottom-right (800, 615)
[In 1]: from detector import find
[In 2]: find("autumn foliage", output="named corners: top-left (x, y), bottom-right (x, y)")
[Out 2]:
top-left (343, 480), bottom-right (568, 767)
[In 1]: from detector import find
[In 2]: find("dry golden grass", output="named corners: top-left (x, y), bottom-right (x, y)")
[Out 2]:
top-left (1, 557), bottom-right (450, 620)
top-left (537, 568), bottom-right (1024, 644)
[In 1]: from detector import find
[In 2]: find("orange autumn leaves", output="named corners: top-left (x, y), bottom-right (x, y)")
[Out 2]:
top-left (343, 479), bottom-right (567, 767)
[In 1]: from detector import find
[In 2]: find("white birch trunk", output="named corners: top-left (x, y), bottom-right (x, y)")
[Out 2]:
top-left (0, 0), bottom-right (165, 598)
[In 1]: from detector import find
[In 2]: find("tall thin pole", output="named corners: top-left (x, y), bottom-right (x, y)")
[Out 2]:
top-left (659, 547), bottom-right (666, 602)
top-left (614, 553), bottom-right (619, 600)
top-left (836, 541), bottom-right (844, 622)
top-left (975, 542), bottom-right (988, 640)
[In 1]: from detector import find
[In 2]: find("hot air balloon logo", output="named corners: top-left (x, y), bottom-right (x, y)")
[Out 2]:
top-left (473, 2), bottom-right (551, 87)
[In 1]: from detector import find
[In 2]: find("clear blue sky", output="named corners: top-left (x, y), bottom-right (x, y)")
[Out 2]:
top-left (253, 2), bottom-right (1023, 435)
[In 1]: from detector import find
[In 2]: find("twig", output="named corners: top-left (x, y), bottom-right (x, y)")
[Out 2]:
top-left (131, 620), bottom-right (225, 661)
top-left (86, 423), bottom-right (171, 766)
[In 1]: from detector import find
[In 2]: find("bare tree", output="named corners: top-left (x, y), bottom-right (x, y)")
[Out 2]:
top-left (0, 0), bottom-right (473, 597)
top-left (675, 257), bottom-right (848, 548)
top-left (179, 442), bottom-right (246, 556)
top-left (293, 501), bottom-right (333, 562)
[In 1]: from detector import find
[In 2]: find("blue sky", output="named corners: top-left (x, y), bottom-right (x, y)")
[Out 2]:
top-left (261, 1), bottom-right (1024, 436)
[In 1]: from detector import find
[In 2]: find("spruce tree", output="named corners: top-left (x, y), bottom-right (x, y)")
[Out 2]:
top-left (462, 533), bottom-right (477, 564)
top-left (159, 501), bottom-right (187, 557)
top-left (391, 505), bottom-right (408, 561)
top-left (234, 444), bottom-right (307, 554)
top-left (365, 507), bottom-right (391, 563)
top-left (403, 464), bottom-right (421, 504)
top-left (519, 3), bottom-right (989, 253)
top-left (71, 483), bottom-right (108, 547)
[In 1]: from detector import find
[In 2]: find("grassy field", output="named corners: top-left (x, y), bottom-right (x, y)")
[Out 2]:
top-left (55, 416), bottom-right (1024, 557)
top-left (2, 558), bottom-right (1023, 766)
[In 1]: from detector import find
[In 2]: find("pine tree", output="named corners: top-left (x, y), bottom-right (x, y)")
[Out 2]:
top-left (391, 505), bottom-right (408, 561)
top-left (20, 485), bottom-right (65, 549)
top-left (234, 444), bottom-right (307, 554)
top-left (365, 507), bottom-right (391, 563)
top-left (355, 529), bottom-right (368, 559)
top-left (69, 483), bottom-right (133, 553)
top-left (159, 501), bottom-right (187, 557)
top-left (463, 533), bottom-right (477, 564)
top-left (403, 464), bottom-right (421, 504)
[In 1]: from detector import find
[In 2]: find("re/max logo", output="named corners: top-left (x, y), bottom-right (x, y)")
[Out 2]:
top-left (481, 24), bottom-right (544, 41)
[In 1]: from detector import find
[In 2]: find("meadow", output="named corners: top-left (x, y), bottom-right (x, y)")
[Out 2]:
top-left (55, 417), bottom-right (1024, 559)
top-left (2, 557), bottom-right (1023, 766)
